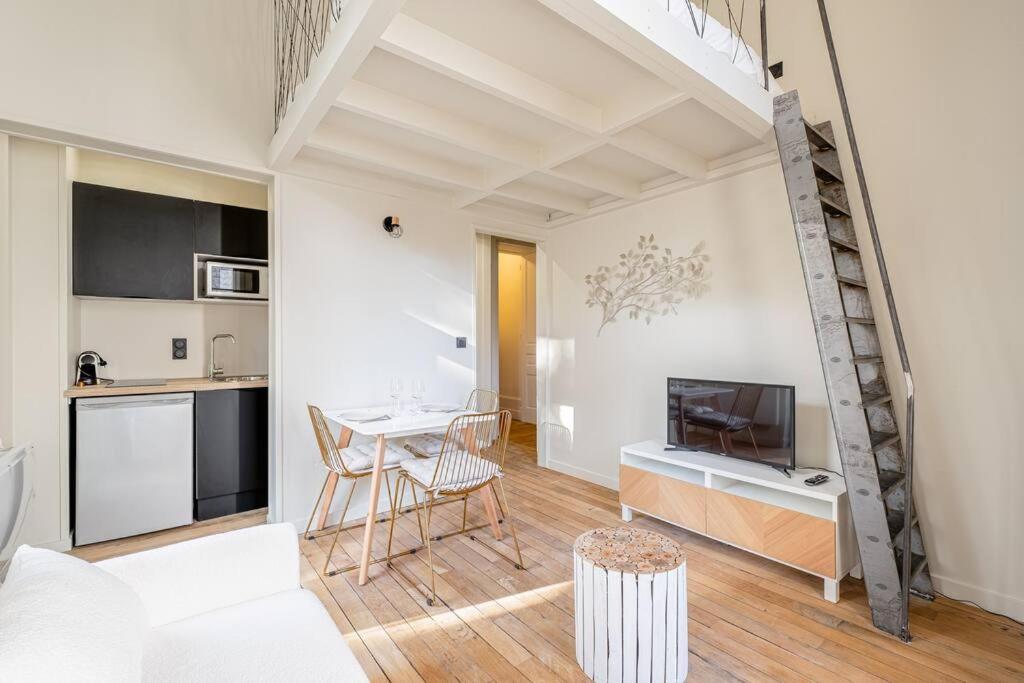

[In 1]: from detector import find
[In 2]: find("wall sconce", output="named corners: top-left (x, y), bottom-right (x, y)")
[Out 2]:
top-left (382, 215), bottom-right (403, 238)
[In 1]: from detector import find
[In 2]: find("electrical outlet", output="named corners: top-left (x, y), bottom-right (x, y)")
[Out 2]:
top-left (455, 336), bottom-right (467, 349)
top-left (172, 338), bottom-right (187, 360)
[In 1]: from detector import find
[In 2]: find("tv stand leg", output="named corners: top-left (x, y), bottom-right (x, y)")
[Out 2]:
top-left (824, 578), bottom-right (839, 603)
top-left (621, 505), bottom-right (633, 523)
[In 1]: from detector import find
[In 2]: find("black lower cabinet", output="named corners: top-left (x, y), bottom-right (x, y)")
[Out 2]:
top-left (195, 388), bottom-right (268, 521)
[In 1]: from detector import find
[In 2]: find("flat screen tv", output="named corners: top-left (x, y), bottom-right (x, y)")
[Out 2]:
top-left (667, 378), bottom-right (796, 473)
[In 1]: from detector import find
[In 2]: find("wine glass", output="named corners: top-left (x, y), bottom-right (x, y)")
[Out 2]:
top-left (389, 377), bottom-right (403, 416)
top-left (411, 379), bottom-right (426, 414)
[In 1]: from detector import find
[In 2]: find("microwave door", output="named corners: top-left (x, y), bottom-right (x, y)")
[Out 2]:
top-left (204, 262), bottom-right (268, 300)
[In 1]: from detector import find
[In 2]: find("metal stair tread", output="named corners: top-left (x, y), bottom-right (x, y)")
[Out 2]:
top-left (811, 151), bottom-right (844, 183)
top-left (909, 555), bottom-right (929, 584)
top-left (862, 392), bottom-right (893, 408)
top-left (843, 316), bottom-right (876, 325)
top-left (819, 194), bottom-right (852, 217)
top-left (803, 119), bottom-right (836, 149)
top-left (888, 510), bottom-right (922, 549)
top-left (870, 431), bottom-right (901, 451)
top-left (837, 275), bottom-right (868, 288)
top-left (878, 470), bottom-right (906, 500)
top-left (852, 354), bottom-right (884, 364)
top-left (828, 234), bottom-right (859, 252)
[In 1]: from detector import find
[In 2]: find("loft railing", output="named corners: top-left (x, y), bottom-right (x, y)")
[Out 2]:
top-left (274, 0), bottom-right (346, 130)
top-left (667, 0), bottom-right (771, 91)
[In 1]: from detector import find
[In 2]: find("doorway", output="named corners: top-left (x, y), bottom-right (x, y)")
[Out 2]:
top-left (495, 240), bottom-right (537, 450)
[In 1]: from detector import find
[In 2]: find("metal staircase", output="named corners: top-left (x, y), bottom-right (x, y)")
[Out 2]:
top-left (773, 90), bottom-right (933, 641)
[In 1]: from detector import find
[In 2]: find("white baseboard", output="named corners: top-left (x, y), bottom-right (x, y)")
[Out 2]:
top-left (545, 458), bottom-right (617, 490)
top-left (36, 537), bottom-right (72, 553)
top-left (930, 572), bottom-right (1024, 622)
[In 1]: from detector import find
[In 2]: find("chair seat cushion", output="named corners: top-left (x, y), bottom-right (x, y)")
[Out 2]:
top-left (340, 442), bottom-right (407, 472)
top-left (404, 434), bottom-right (445, 458)
top-left (400, 454), bottom-right (500, 491)
top-left (143, 589), bottom-right (367, 682)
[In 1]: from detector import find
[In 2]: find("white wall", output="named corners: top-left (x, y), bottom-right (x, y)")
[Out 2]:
top-left (77, 299), bottom-right (268, 380)
top-left (543, 164), bottom-right (836, 489)
top-left (67, 148), bottom-right (267, 209)
top-left (739, 0), bottom-right (1024, 620)
top-left (0, 0), bottom-right (273, 169)
top-left (276, 175), bottom-right (478, 526)
top-left (0, 136), bottom-right (67, 548)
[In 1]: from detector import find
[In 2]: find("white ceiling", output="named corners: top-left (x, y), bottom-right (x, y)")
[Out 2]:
top-left (269, 0), bottom-right (777, 229)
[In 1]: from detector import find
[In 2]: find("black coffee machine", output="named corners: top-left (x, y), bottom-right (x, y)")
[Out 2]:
top-left (75, 351), bottom-right (108, 386)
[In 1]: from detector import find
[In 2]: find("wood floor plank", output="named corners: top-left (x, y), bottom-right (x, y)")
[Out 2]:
top-left (72, 421), bottom-right (1023, 682)
top-left (298, 552), bottom-right (388, 682)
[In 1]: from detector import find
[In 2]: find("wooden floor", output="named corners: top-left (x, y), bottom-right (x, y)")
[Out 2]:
top-left (74, 420), bottom-right (1024, 682)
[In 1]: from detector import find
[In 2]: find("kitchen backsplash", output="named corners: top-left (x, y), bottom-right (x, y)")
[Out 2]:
top-left (75, 298), bottom-right (268, 380)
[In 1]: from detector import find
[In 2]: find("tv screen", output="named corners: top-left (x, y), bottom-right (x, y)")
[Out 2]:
top-left (667, 378), bottom-right (796, 469)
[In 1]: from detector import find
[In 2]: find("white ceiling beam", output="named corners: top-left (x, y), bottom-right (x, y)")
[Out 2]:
top-left (377, 14), bottom-right (603, 134)
top-left (602, 91), bottom-right (691, 135)
top-left (334, 80), bottom-right (541, 168)
top-left (307, 126), bottom-right (484, 191)
top-left (540, 134), bottom-right (604, 169)
top-left (535, 0), bottom-right (774, 140)
top-left (547, 163), bottom-right (640, 200)
top-left (493, 184), bottom-right (589, 215)
top-left (610, 127), bottom-right (707, 178)
top-left (268, 0), bottom-right (404, 169)
top-left (452, 189), bottom-right (491, 210)
top-left (546, 149), bottom-right (778, 229)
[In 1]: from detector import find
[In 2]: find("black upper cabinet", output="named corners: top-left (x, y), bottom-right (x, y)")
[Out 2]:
top-left (195, 201), bottom-right (268, 260)
top-left (73, 183), bottom-right (195, 300)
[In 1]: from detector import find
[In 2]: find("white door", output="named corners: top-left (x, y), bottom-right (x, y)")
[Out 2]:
top-left (521, 251), bottom-right (537, 424)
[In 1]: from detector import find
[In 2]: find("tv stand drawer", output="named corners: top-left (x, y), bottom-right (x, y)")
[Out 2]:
top-left (706, 489), bottom-right (836, 577)
top-left (619, 465), bottom-right (706, 533)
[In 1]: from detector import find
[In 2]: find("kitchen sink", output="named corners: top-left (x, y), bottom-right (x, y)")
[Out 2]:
top-left (211, 374), bottom-right (268, 382)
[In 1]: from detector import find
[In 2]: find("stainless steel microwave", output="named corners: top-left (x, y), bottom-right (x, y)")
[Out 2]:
top-left (200, 260), bottom-right (268, 300)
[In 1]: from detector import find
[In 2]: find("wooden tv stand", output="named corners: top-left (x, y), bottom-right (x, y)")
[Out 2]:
top-left (619, 441), bottom-right (857, 602)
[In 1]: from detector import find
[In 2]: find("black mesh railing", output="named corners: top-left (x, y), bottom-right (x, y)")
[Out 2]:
top-left (274, 0), bottom-right (346, 130)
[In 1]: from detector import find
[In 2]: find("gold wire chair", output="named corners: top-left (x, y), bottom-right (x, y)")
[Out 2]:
top-left (404, 388), bottom-right (499, 459)
top-left (303, 404), bottom-right (408, 577)
top-left (386, 409), bottom-right (524, 606)
top-left (466, 388), bottom-right (499, 412)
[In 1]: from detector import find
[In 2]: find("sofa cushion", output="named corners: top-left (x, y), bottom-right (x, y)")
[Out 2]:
top-left (143, 588), bottom-right (367, 682)
top-left (98, 523), bottom-right (301, 627)
top-left (0, 546), bottom-right (147, 682)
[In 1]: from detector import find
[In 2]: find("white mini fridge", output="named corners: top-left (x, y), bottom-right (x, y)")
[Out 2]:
top-left (75, 393), bottom-right (194, 545)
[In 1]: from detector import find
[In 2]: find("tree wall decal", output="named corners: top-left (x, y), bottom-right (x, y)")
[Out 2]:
top-left (584, 234), bottom-right (711, 336)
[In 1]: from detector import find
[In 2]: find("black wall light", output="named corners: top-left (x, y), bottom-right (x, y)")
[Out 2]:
top-left (382, 215), bottom-right (403, 238)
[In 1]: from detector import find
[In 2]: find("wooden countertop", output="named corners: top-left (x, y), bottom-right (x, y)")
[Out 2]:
top-left (64, 376), bottom-right (268, 398)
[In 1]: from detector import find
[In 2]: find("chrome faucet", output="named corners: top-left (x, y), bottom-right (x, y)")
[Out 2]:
top-left (209, 334), bottom-right (236, 380)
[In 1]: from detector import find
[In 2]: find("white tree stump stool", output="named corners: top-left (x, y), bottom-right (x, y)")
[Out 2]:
top-left (574, 527), bottom-right (687, 682)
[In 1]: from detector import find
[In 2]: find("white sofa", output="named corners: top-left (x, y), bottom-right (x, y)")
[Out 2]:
top-left (0, 523), bottom-right (368, 682)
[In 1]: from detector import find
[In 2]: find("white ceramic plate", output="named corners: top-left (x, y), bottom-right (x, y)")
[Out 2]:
top-left (338, 409), bottom-right (390, 422)
top-left (421, 403), bottom-right (461, 413)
